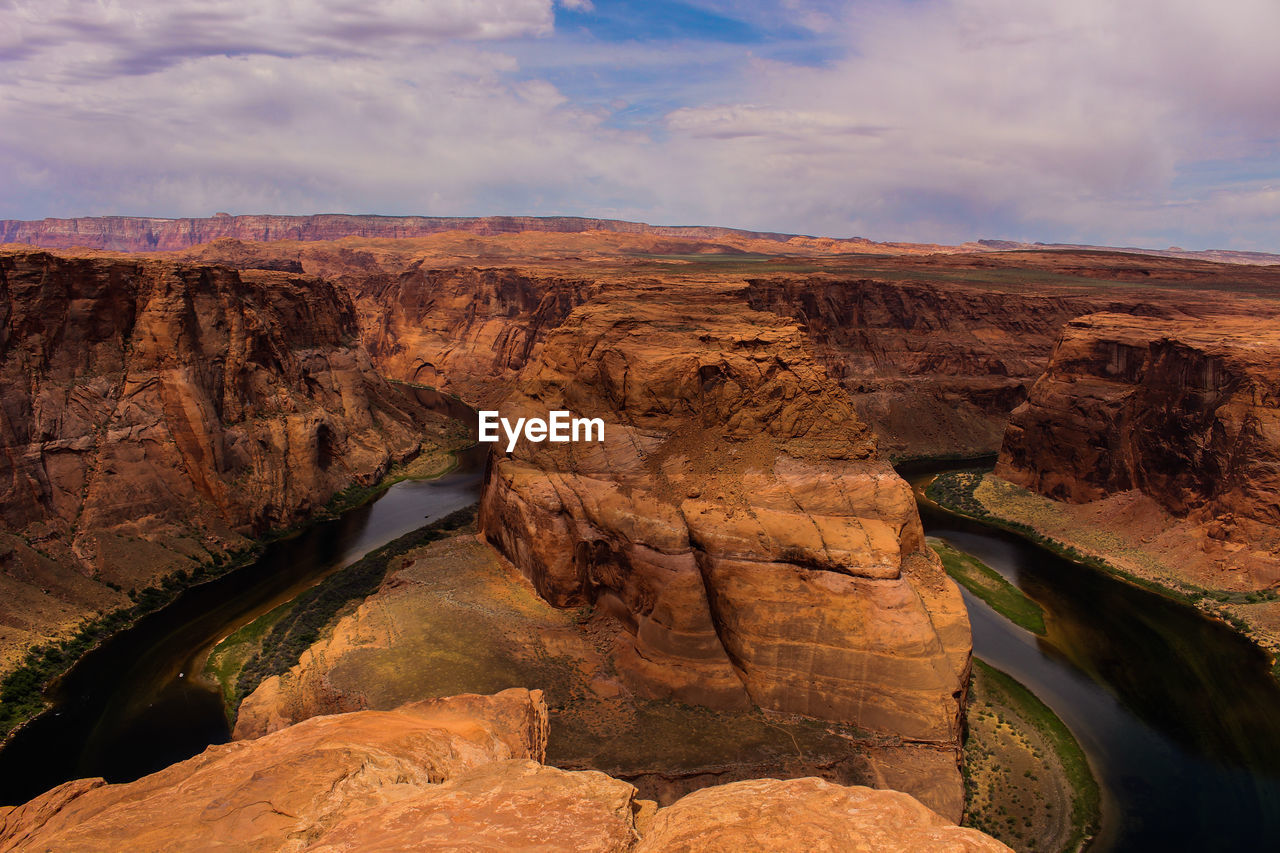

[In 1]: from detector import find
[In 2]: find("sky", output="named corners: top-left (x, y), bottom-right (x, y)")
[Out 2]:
top-left (2, 0), bottom-right (1279, 250)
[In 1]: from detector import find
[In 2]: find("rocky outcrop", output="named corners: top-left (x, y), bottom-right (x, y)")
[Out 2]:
top-left (0, 248), bottom-right (449, 670)
top-left (0, 689), bottom-right (1010, 852)
top-left (637, 777), bottom-right (1010, 852)
top-left (480, 283), bottom-right (971, 744)
top-left (347, 267), bottom-right (599, 406)
top-left (996, 312), bottom-right (1280, 585)
top-left (0, 689), bottom-right (554, 852)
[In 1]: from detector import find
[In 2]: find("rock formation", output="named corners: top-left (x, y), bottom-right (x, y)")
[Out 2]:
top-left (996, 312), bottom-right (1280, 585)
top-left (744, 277), bottom-right (1106, 457)
top-left (479, 282), bottom-right (971, 743)
top-left (0, 248), bottom-right (450, 671)
top-left (230, 530), bottom-right (968, 820)
top-left (637, 776), bottom-right (1008, 852)
top-left (0, 689), bottom-right (1011, 852)
top-left (348, 267), bottom-right (598, 405)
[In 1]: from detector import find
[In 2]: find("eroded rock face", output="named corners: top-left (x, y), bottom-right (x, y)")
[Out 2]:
top-left (0, 248), bottom-right (442, 668)
top-left (480, 283), bottom-right (971, 743)
top-left (745, 277), bottom-right (1165, 458)
top-left (1, 690), bottom-right (1009, 853)
top-left (349, 266), bottom-right (598, 405)
top-left (996, 312), bottom-right (1280, 582)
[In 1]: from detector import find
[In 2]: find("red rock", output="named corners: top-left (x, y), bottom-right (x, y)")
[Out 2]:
top-left (0, 248), bottom-right (446, 671)
top-left (0, 689), bottom-right (549, 852)
top-left (0, 690), bottom-right (1008, 852)
top-left (635, 777), bottom-right (1012, 852)
top-left (996, 312), bottom-right (1280, 582)
top-left (480, 283), bottom-right (971, 747)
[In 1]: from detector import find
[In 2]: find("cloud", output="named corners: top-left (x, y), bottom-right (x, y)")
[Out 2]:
top-left (646, 0), bottom-right (1280, 247)
top-left (2, 0), bottom-right (558, 77)
top-left (2, 0), bottom-right (1279, 251)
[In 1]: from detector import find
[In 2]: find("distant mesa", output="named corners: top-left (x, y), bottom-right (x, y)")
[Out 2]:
top-left (2, 214), bottom-right (1276, 266)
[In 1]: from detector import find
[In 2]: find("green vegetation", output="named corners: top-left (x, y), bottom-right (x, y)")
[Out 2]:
top-left (322, 451), bottom-right (460, 518)
top-left (204, 599), bottom-right (296, 712)
top-left (969, 659), bottom-right (1101, 851)
top-left (929, 537), bottom-right (1046, 634)
top-left (927, 469), bottom-right (1280, 632)
top-left (227, 506), bottom-right (477, 711)
top-left (926, 470), bottom-right (1207, 606)
top-left (1, 444), bottom-right (468, 742)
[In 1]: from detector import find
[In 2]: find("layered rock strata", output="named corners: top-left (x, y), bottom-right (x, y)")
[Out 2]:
top-left (479, 283), bottom-right (971, 743)
top-left (0, 689), bottom-right (1010, 852)
top-left (996, 312), bottom-right (1280, 585)
top-left (349, 266), bottom-right (598, 405)
top-left (745, 277), bottom-right (1179, 458)
top-left (0, 248), bottom-right (444, 669)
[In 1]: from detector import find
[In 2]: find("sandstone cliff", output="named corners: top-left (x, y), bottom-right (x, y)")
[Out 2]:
top-left (231, 529), bottom-right (968, 820)
top-left (348, 266), bottom-right (599, 406)
top-left (745, 276), bottom-right (1182, 458)
top-left (996, 312), bottom-right (1280, 587)
top-left (0, 248), bottom-right (448, 671)
top-left (0, 689), bottom-right (1010, 852)
top-left (479, 283), bottom-right (971, 744)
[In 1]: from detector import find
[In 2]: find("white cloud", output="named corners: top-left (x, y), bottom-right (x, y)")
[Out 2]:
top-left (645, 0), bottom-right (1280, 246)
top-left (2, 0), bottom-right (1279, 250)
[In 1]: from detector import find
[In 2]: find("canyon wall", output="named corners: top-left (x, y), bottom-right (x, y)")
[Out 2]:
top-left (744, 276), bottom-right (1183, 458)
top-left (479, 283), bottom-right (971, 743)
top-left (0, 248), bottom-right (447, 669)
top-left (346, 266), bottom-right (599, 406)
top-left (996, 312), bottom-right (1280, 584)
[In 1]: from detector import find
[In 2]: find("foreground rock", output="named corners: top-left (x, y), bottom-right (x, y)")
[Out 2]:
top-left (0, 248), bottom-right (451, 672)
top-left (997, 312), bottom-right (1280, 588)
top-left (637, 777), bottom-right (1007, 852)
top-left (0, 689), bottom-right (1009, 852)
top-left (480, 283), bottom-right (971, 744)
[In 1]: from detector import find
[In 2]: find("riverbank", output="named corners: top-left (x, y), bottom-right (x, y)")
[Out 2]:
top-left (929, 537), bottom-right (1046, 635)
top-left (0, 439), bottom-right (468, 745)
top-left (925, 469), bottom-right (1280, 679)
top-left (964, 659), bottom-right (1100, 853)
top-left (207, 505), bottom-right (478, 713)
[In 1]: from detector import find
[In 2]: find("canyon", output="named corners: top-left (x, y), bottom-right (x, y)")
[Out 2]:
top-left (0, 248), bottom-right (462, 673)
top-left (997, 312), bottom-right (1280, 573)
top-left (987, 311), bottom-right (1280, 656)
top-left (4, 219), bottom-right (1280, 850)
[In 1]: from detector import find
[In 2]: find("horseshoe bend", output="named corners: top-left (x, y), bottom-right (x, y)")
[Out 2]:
top-left (3, 222), bottom-right (1280, 851)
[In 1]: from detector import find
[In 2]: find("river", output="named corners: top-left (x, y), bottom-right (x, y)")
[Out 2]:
top-left (0, 390), bottom-right (487, 806)
top-left (906, 463), bottom-right (1280, 850)
top-left (6, 450), bottom-right (1280, 851)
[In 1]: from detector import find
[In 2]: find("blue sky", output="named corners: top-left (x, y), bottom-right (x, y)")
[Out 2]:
top-left (2, 0), bottom-right (1279, 251)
